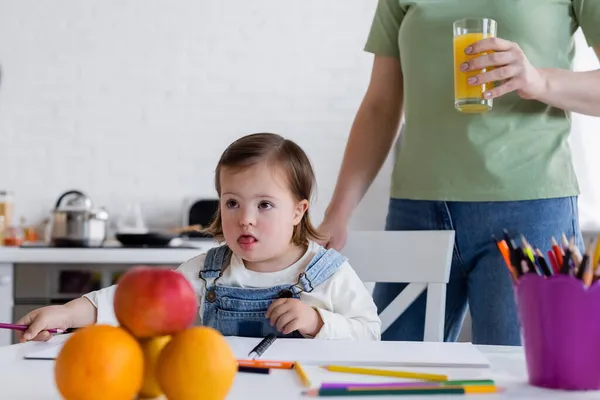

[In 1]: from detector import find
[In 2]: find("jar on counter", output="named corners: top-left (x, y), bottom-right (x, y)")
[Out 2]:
top-left (3, 225), bottom-right (23, 246)
top-left (0, 216), bottom-right (5, 246)
top-left (0, 191), bottom-right (14, 228)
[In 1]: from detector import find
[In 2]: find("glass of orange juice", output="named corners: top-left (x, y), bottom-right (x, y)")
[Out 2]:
top-left (453, 18), bottom-right (497, 113)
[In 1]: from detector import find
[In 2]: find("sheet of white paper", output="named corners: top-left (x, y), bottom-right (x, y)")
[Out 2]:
top-left (23, 335), bottom-right (490, 369)
top-left (23, 335), bottom-right (71, 360)
top-left (228, 337), bottom-right (490, 368)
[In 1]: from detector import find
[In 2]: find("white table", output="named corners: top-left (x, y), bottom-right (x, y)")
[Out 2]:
top-left (0, 337), bottom-right (597, 399)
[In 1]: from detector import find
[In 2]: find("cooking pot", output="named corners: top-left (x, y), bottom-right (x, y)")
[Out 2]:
top-left (50, 190), bottom-right (109, 247)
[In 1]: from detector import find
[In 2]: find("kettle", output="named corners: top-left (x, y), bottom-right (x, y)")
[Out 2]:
top-left (50, 190), bottom-right (109, 247)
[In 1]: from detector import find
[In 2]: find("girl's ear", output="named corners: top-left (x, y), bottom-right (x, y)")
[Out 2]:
top-left (292, 199), bottom-right (309, 225)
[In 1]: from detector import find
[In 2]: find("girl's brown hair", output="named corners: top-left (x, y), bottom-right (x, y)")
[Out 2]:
top-left (203, 132), bottom-right (325, 246)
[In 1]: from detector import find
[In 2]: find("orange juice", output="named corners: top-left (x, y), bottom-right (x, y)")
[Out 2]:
top-left (453, 32), bottom-right (494, 113)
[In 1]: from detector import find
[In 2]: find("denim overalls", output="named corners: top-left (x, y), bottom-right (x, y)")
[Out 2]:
top-left (199, 244), bottom-right (347, 338)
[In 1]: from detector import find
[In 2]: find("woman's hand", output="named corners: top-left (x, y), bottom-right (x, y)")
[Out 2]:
top-left (461, 37), bottom-right (547, 101)
top-left (317, 215), bottom-right (349, 251)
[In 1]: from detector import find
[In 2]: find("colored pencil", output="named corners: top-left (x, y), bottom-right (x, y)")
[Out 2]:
top-left (496, 240), bottom-right (518, 281)
top-left (0, 323), bottom-right (65, 334)
top-left (551, 237), bottom-right (564, 267)
top-left (320, 379), bottom-right (495, 389)
top-left (521, 236), bottom-right (535, 263)
top-left (547, 250), bottom-right (559, 274)
top-left (237, 359), bottom-right (294, 369)
top-left (496, 231), bottom-right (600, 285)
top-left (535, 249), bottom-right (553, 276)
top-left (321, 365), bottom-right (447, 382)
top-left (238, 366), bottom-right (270, 374)
top-left (503, 230), bottom-right (523, 276)
top-left (295, 361), bottom-right (312, 388)
top-left (302, 385), bottom-right (497, 397)
top-left (592, 234), bottom-right (600, 273)
top-left (560, 247), bottom-right (572, 275)
top-left (520, 259), bottom-right (529, 274)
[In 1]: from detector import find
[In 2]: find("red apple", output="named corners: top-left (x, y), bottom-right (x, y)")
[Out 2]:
top-left (114, 266), bottom-right (198, 338)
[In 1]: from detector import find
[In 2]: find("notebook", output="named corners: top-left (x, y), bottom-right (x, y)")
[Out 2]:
top-left (24, 335), bottom-right (490, 368)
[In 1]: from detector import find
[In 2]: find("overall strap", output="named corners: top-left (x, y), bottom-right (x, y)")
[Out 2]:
top-left (199, 245), bottom-right (232, 279)
top-left (298, 246), bottom-right (348, 292)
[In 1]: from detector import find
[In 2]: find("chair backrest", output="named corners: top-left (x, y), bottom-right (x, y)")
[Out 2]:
top-left (341, 230), bottom-right (455, 342)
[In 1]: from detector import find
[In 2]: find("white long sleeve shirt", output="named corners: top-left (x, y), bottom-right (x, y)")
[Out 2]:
top-left (84, 241), bottom-right (381, 340)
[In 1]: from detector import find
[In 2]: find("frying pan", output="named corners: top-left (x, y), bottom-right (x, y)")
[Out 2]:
top-left (116, 225), bottom-right (203, 247)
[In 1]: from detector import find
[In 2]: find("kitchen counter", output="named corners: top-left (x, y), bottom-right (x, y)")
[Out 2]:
top-left (0, 239), bottom-right (221, 347)
top-left (0, 240), bottom-right (219, 264)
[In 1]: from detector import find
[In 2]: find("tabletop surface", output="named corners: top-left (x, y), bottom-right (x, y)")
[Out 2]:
top-left (0, 336), bottom-right (597, 399)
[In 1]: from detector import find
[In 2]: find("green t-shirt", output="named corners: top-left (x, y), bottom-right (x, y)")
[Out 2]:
top-left (365, 0), bottom-right (600, 201)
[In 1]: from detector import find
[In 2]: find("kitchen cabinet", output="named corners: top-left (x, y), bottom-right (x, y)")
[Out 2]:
top-left (0, 263), bottom-right (13, 346)
top-left (0, 241), bottom-right (219, 346)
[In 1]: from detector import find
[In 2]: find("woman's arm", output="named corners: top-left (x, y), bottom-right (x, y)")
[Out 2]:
top-left (464, 40), bottom-right (600, 117)
top-left (533, 46), bottom-right (600, 117)
top-left (324, 55), bottom-right (404, 223)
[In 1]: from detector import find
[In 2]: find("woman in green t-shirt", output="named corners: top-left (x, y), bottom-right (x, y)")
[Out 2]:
top-left (319, 0), bottom-right (600, 345)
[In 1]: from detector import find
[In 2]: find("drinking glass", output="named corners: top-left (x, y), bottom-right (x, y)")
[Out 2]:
top-left (453, 18), bottom-right (497, 113)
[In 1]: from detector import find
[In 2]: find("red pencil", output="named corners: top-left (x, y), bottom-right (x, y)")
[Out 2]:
top-left (547, 250), bottom-right (559, 274)
top-left (551, 237), bottom-right (564, 268)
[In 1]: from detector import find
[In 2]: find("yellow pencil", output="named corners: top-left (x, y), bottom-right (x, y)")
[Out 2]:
top-left (294, 361), bottom-right (312, 388)
top-left (592, 234), bottom-right (600, 273)
top-left (322, 365), bottom-right (448, 382)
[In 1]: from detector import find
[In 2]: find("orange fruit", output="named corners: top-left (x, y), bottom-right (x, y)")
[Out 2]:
top-left (156, 326), bottom-right (237, 400)
top-left (54, 325), bottom-right (144, 400)
top-left (139, 335), bottom-right (171, 399)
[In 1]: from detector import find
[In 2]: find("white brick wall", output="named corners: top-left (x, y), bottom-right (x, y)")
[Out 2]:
top-left (0, 2), bottom-right (597, 236)
top-left (0, 1), bottom-right (393, 231)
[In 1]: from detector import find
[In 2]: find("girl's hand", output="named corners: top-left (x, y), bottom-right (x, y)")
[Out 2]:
top-left (462, 37), bottom-right (547, 101)
top-left (16, 305), bottom-right (72, 342)
top-left (266, 298), bottom-right (323, 337)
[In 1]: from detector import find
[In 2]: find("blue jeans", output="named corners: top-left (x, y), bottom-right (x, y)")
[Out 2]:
top-left (373, 197), bottom-right (584, 345)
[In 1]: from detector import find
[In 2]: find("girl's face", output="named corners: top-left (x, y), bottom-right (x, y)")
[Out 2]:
top-left (219, 161), bottom-right (308, 263)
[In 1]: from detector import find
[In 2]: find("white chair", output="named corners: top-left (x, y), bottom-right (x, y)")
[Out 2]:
top-left (341, 230), bottom-right (455, 342)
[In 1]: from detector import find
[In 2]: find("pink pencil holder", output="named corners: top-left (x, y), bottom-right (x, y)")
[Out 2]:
top-left (515, 274), bottom-right (600, 391)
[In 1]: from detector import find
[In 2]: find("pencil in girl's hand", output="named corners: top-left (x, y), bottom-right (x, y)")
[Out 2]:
top-left (0, 323), bottom-right (65, 334)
